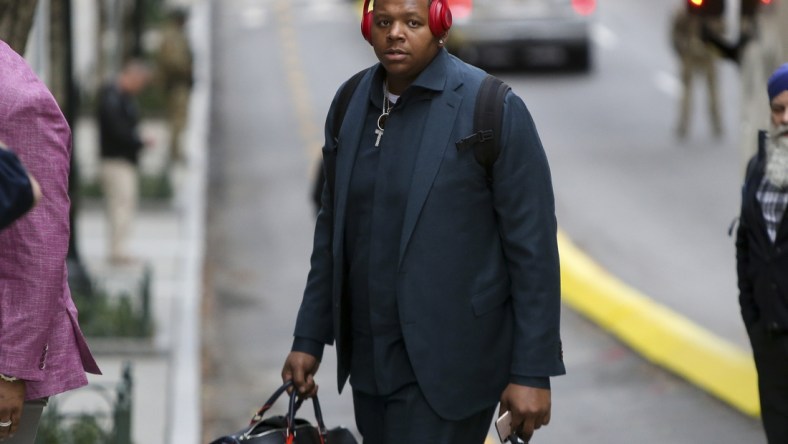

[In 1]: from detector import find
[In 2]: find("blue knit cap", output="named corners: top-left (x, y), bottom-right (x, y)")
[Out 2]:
top-left (768, 63), bottom-right (788, 102)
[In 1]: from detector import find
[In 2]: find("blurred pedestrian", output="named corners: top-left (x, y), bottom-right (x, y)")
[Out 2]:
top-left (670, 4), bottom-right (724, 139)
top-left (155, 7), bottom-right (194, 166)
top-left (701, 0), bottom-right (788, 170)
top-left (0, 143), bottom-right (41, 230)
top-left (0, 39), bottom-right (101, 443)
top-left (280, 0), bottom-right (565, 443)
top-left (736, 62), bottom-right (788, 444)
top-left (97, 59), bottom-right (152, 265)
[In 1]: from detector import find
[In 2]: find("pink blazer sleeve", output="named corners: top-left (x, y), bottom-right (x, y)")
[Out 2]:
top-left (0, 40), bottom-right (99, 382)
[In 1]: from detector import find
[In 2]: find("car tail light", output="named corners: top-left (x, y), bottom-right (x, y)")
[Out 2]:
top-left (686, 0), bottom-right (724, 16)
top-left (447, 0), bottom-right (473, 20)
top-left (571, 0), bottom-right (596, 16)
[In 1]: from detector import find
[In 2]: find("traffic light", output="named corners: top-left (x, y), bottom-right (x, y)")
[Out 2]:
top-left (686, 0), bottom-right (725, 16)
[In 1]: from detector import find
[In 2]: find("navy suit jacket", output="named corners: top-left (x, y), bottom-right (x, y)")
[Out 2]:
top-left (294, 50), bottom-right (565, 420)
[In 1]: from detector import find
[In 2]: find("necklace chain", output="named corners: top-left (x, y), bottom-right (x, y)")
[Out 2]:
top-left (379, 81), bottom-right (391, 130)
top-left (374, 81), bottom-right (391, 147)
top-left (383, 81), bottom-right (392, 115)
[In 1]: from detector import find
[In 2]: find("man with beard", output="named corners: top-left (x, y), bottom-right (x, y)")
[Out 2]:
top-left (280, 0), bottom-right (564, 442)
top-left (736, 62), bottom-right (788, 444)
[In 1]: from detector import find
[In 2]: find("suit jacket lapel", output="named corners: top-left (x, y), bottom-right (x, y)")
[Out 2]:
top-left (398, 86), bottom-right (463, 267)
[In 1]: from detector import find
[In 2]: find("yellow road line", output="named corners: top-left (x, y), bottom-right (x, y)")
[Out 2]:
top-left (557, 230), bottom-right (760, 417)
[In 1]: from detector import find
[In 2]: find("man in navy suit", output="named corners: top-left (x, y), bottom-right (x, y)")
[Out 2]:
top-left (282, 0), bottom-right (565, 442)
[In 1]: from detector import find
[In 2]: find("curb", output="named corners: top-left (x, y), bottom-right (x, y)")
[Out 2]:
top-left (166, 1), bottom-right (212, 442)
top-left (557, 230), bottom-right (760, 417)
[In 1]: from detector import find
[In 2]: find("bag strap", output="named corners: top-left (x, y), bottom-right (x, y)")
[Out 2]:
top-left (285, 388), bottom-right (329, 444)
top-left (245, 381), bottom-right (329, 443)
top-left (323, 68), bottom-right (366, 205)
top-left (473, 74), bottom-right (511, 184)
top-left (250, 380), bottom-right (294, 423)
top-left (454, 75), bottom-right (511, 184)
top-left (331, 69), bottom-right (367, 144)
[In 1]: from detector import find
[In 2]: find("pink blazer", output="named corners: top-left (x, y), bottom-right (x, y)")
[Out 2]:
top-left (0, 40), bottom-right (101, 400)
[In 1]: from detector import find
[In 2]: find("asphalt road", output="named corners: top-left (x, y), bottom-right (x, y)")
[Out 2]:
top-left (202, 0), bottom-right (766, 442)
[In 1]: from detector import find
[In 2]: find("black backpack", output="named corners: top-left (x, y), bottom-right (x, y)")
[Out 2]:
top-left (311, 70), bottom-right (510, 210)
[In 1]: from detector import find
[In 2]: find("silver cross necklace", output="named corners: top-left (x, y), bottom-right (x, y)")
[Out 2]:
top-left (375, 81), bottom-right (392, 147)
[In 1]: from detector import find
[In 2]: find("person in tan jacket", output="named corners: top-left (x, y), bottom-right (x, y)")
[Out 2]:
top-left (670, 4), bottom-right (725, 139)
top-left (156, 7), bottom-right (194, 165)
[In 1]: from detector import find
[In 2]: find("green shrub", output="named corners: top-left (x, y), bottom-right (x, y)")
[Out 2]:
top-left (80, 174), bottom-right (172, 200)
top-left (71, 289), bottom-right (152, 339)
top-left (35, 408), bottom-right (111, 444)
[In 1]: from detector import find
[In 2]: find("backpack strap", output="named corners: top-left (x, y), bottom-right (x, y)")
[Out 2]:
top-left (475, 75), bottom-right (511, 182)
top-left (317, 68), bottom-right (367, 208)
top-left (456, 75), bottom-right (511, 184)
top-left (330, 69), bottom-right (367, 143)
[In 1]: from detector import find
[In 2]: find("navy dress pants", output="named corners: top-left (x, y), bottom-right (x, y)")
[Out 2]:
top-left (352, 383), bottom-right (495, 444)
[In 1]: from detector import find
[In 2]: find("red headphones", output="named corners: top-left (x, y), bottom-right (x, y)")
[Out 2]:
top-left (361, 0), bottom-right (452, 44)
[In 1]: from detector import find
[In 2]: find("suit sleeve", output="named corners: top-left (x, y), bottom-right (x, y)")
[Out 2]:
top-left (492, 92), bottom-right (565, 379)
top-left (291, 89), bottom-right (347, 356)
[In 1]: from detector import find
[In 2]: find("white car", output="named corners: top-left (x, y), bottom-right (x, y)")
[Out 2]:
top-left (446, 0), bottom-right (596, 71)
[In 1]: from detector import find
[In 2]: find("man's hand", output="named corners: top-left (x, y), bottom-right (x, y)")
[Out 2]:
top-left (281, 351), bottom-right (320, 398)
top-left (499, 383), bottom-right (551, 443)
top-left (0, 379), bottom-right (25, 441)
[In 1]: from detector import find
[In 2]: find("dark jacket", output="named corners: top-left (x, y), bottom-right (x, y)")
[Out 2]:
top-left (0, 147), bottom-right (34, 230)
top-left (293, 50), bottom-right (565, 420)
top-left (97, 83), bottom-right (143, 164)
top-left (737, 131), bottom-right (788, 333)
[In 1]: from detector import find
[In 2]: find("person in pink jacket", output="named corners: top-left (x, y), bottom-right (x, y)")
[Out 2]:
top-left (0, 39), bottom-right (101, 443)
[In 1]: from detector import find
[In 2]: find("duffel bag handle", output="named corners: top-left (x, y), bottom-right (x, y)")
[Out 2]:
top-left (285, 385), bottom-right (329, 443)
top-left (244, 380), bottom-right (329, 443)
top-left (249, 380), bottom-right (297, 424)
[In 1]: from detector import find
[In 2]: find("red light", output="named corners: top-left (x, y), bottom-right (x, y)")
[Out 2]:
top-left (761, 0), bottom-right (772, 4)
top-left (446, 0), bottom-right (473, 19)
top-left (572, 0), bottom-right (596, 16)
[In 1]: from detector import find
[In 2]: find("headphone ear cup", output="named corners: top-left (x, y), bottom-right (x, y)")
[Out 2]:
top-left (429, 0), bottom-right (452, 38)
top-left (361, 10), bottom-right (373, 44)
top-left (361, 0), bottom-right (374, 44)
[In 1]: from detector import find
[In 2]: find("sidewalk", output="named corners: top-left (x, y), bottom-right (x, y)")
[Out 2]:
top-left (60, 113), bottom-right (195, 443)
top-left (58, 2), bottom-right (210, 442)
